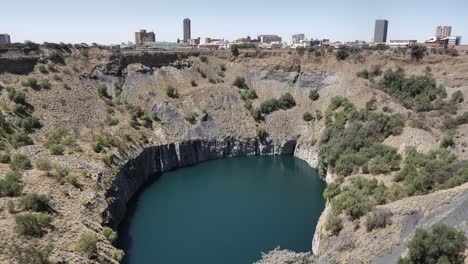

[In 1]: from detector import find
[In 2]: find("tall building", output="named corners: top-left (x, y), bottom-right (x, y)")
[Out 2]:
top-left (374, 19), bottom-right (388, 43)
top-left (0, 34), bottom-right (11, 44)
top-left (135, 30), bottom-right (155, 47)
top-left (183, 18), bottom-right (191, 43)
top-left (292, 34), bottom-right (305, 44)
top-left (436, 26), bottom-right (452, 38)
top-left (257, 35), bottom-right (282, 44)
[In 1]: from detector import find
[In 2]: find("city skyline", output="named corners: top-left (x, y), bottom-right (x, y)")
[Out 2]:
top-left (2, 0), bottom-right (467, 44)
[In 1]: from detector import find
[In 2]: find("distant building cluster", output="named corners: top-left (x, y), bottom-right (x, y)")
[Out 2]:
top-left (5, 16), bottom-right (465, 54)
top-left (0, 34), bottom-right (11, 45)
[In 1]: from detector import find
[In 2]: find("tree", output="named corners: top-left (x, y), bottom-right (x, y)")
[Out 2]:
top-left (165, 85), bottom-right (178, 98)
top-left (309, 90), bottom-right (320, 101)
top-left (15, 213), bottom-right (51, 237)
top-left (19, 193), bottom-right (50, 212)
top-left (398, 224), bottom-right (466, 264)
top-left (231, 45), bottom-right (240, 57)
top-left (411, 45), bottom-right (427, 62)
top-left (336, 49), bottom-right (350, 61)
top-left (76, 233), bottom-right (98, 258)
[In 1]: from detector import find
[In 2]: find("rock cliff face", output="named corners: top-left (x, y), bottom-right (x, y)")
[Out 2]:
top-left (104, 137), bottom-right (299, 229)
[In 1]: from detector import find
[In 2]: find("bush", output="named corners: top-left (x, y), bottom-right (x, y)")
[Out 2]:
top-left (10, 153), bottom-right (32, 171)
top-left (260, 99), bottom-right (279, 114)
top-left (39, 79), bottom-right (50, 89)
top-left (309, 90), bottom-right (320, 101)
top-left (12, 239), bottom-right (53, 264)
top-left (0, 171), bottom-right (22, 197)
top-left (36, 159), bottom-right (52, 171)
top-left (446, 49), bottom-right (459, 57)
top-left (450, 90), bottom-right (464, 104)
top-left (378, 68), bottom-right (445, 111)
top-left (49, 145), bottom-right (65, 155)
top-left (296, 46), bottom-right (306, 56)
top-left (256, 126), bottom-right (267, 142)
top-left (104, 116), bottom-right (119, 126)
top-left (20, 116), bottom-right (41, 132)
top-left (111, 249), bottom-right (125, 262)
top-left (12, 131), bottom-right (34, 147)
top-left (278, 93), bottom-right (296, 109)
top-left (303, 112), bottom-right (314, 122)
top-left (440, 132), bottom-right (455, 148)
top-left (336, 49), bottom-right (349, 61)
top-left (19, 193), bottom-right (50, 212)
top-left (410, 45), bottom-right (426, 61)
top-left (231, 45), bottom-right (240, 57)
top-left (47, 63), bottom-right (57, 72)
top-left (233, 76), bottom-right (247, 89)
top-left (357, 69), bottom-right (370, 79)
top-left (102, 227), bottom-right (118, 243)
top-left (398, 224), bottom-right (466, 264)
top-left (22, 78), bottom-right (39, 89)
top-left (365, 208), bottom-right (392, 231)
top-left (97, 85), bottom-right (109, 98)
top-left (190, 80), bottom-right (198, 87)
top-left (165, 85), bottom-right (178, 98)
top-left (324, 182), bottom-right (341, 200)
top-left (76, 233), bottom-right (98, 258)
top-left (240, 89), bottom-right (257, 100)
top-left (7, 200), bottom-right (14, 213)
top-left (250, 107), bottom-right (262, 121)
top-left (15, 213), bottom-right (51, 237)
top-left (325, 214), bottom-right (343, 236)
top-left (200, 56), bottom-right (208, 63)
top-left (38, 65), bottom-right (48, 74)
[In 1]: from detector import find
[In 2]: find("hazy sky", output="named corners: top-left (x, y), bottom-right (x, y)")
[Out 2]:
top-left (2, 0), bottom-right (468, 44)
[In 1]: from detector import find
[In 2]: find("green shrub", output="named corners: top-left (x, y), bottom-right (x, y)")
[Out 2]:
top-left (165, 85), bottom-right (178, 98)
top-left (22, 78), bottom-right (39, 89)
top-left (36, 159), bottom-right (52, 171)
top-left (440, 132), bottom-right (455, 148)
top-left (303, 112), bottom-right (314, 122)
top-left (365, 208), bottom-right (392, 231)
top-left (220, 64), bottom-right (227, 72)
top-left (324, 182), bottom-right (341, 200)
top-left (256, 126), bottom-right (267, 142)
top-left (12, 131), bottom-right (34, 147)
top-left (15, 213), bottom-right (51, 237)
top-left (336, 49), bottom-right (349, 61)
top-left (278, 93), bottom-right (296, 109)
top-left (12, 239), bottom-right (53, 264)
top-left (0, 171), bottom-right (22, 197)
top-left (47, 63), bottom-right (57, 72)
top-left (102, 227), bottom-right (118, 243)
top-left (104, 116), bottom-right (119, 126)
top-left (76, 233), bottom-right (98, 258)
top-left (240, 89), bottom-right (257, 100)
top-left (410, 45), bottom-right (426, 61)
top-left (65, 173), bottom-right (79, 188)
top-left (325, 214), bottom-right (343, 236)
top-left (151, 111), bottom-right (159, 121)
top-left (233, 76), bottom-right (247, 89)
top-left (450, 90), bottom-right (464, 104)
top-left (315, 110), bottom-right (323, 120)
top-left (260, 99), bottom-right (279, 114)
top-left (200, 56), bottom-right (208, 63)
top-left (190, 80), bottom-right (198, 87)
top-left (378, 68), bottom-right (445, 111)
top-left (19, 193), bottom-right (50, 212)
top-left (12, 104), bottom-right (29, 116)
top-left (38, 65), bottom-right (48, 74)
top-left (97, 85), bottom-right (109, 98)
top-left (398, 224), bottom-right (465, 264)
top-left (250, 107), bottom-right (262, 121)
top-left (39, 79), bottom-right (50, 89)
top-left (357, 69), bottom-right (370, 79)
top-left (10, 153), bottom-right (32, 171)
top-left (111, 249), bottom-right (125, 262)
top-left (309, 90), bottom-right (320, 101)
top-left (49, 145), bottom-right (65, 155)
top-left (7, 200), bottom-right (14, 213)
top-left (20, 116), bottom-right (41, 132)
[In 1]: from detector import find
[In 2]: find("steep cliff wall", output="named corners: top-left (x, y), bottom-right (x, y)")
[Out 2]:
top-left (104, 137), bottom-right (299, 229)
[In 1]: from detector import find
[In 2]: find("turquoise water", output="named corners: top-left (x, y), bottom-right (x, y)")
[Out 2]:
top-left (119, 156), bottom-right (326, 264)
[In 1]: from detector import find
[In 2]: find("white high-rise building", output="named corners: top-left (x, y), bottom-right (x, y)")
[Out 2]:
top-left (291, 34), bottom-right (305, 44)
top-left (0, 34), bottom-right (11, 44)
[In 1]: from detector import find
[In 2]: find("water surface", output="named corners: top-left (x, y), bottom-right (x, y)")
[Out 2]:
top-left (119, 156), bottom-right (325, 264)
